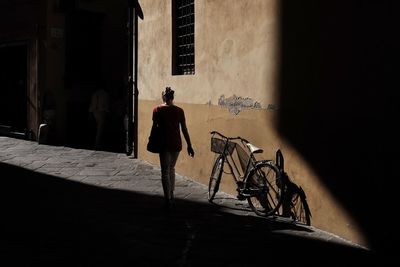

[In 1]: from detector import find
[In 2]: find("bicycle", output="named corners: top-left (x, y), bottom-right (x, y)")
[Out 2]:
top-left (275, 149), bottom-right (312, 225)
top-left (208, 131), bottom-right (284, 216)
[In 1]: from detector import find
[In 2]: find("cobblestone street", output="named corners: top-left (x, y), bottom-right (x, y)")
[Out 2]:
top-left (0, 137), bottom-right (375, 266)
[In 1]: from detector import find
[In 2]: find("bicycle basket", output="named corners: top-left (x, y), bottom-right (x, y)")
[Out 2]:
top-left (211, 137), bottom-right (235, 155)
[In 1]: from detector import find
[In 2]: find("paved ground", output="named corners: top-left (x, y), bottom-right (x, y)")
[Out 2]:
top-left (0, 136), bottom-right (379, 266)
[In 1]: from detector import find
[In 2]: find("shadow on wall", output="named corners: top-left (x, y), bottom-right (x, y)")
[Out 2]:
top-left (0, 162), bottom-right (373, 266)
top-left (278, 0), bottom-right (398, 260)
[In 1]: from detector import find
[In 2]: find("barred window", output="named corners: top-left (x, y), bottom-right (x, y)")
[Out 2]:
top-left (172, 0), bottom-right (195, 75)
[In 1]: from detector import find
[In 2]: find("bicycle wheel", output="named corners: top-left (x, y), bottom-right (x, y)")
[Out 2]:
top-left (288, 187), bottom-right (312, 225)
top-left (208, 155), bottom-right (224, 202)
top-left (247, 162), bottom-right (283, 216)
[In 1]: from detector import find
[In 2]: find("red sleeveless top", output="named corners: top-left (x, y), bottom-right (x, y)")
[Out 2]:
top-left (153, 104), bottom-right (186, 152)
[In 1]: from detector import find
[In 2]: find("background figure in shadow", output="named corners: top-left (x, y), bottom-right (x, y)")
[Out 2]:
top-left (151, 87), bottom-right (195, 208)
top-left (89, 85), bottom-right (110, 150)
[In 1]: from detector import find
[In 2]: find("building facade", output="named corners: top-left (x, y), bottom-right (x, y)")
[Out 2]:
top-left (136, 0), bottom-right (367, 247)
top-left (0, 0), bottom-right (129, 151)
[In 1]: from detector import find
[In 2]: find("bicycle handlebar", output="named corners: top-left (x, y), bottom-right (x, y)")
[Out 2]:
top-left (210, 131), bottom-right (250, 144)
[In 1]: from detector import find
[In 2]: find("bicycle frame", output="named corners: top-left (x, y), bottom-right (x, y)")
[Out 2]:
top-left (211, 131), bottom-right (261, 193)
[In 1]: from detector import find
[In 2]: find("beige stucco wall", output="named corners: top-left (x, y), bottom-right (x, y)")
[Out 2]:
top-left (139, 0), bottom-right (278, 107)
top-left (137, 0), bottom-right (366, 247)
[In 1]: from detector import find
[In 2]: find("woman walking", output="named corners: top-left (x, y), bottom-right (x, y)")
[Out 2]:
top-left (151, 87), bottom-right (195, 208)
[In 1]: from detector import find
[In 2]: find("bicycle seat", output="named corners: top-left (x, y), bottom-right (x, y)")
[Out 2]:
top-left (246, 143), bottom-right (263, 154)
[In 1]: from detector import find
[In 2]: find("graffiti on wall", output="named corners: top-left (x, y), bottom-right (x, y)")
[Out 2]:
top-left (218, 95), bottom-right (262, 115)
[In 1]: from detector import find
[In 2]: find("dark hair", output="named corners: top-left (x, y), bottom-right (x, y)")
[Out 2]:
top-left (163, 87), bottom-right (175, 101)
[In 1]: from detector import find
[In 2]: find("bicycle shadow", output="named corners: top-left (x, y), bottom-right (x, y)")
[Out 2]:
top-left (276, 149), bottom-right (312, 225)
top-left (208, 195), bottom-right (313, 233)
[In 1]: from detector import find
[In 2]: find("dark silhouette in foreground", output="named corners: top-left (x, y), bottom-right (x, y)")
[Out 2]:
top-left (0, 162), bottom-right (374, 266)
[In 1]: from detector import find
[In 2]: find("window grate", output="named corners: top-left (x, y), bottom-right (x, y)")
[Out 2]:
top-left (172, 0), bottom-right (195, 75)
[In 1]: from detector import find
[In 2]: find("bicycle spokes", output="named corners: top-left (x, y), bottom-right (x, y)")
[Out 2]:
top-left (208, 155), bottom-right (224, 201)
top-left (247, 162), bottom-right (283, 216)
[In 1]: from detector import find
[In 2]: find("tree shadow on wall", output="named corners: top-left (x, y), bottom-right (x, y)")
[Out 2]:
top-left (278, 0), bottom-right (398, 263)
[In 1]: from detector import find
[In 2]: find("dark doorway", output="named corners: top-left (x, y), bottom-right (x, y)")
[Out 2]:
top-left (64, 3), bottom-right (128, 153)
top-left (64, 9), bottom-right (104, 149)
top-left (0, 43), bottom-right (27, 134)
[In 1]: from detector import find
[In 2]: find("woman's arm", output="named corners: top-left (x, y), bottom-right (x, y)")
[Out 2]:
top-left (181, 119), bottom-right (194, 157)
